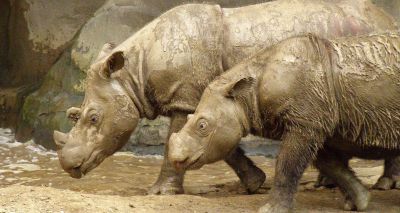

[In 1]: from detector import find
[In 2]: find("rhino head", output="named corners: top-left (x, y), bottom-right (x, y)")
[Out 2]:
top-left (168, 77), bottom-right (254, 171)
top-left (53, 43), bottom-right (146, 178)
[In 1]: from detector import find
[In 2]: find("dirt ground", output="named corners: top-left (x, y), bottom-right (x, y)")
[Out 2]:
top-left (0, 129), bottom-right (399, 212)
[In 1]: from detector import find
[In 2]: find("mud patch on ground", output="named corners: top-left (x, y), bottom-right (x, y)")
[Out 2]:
top-left (0, 128), bottom-right (399, 212)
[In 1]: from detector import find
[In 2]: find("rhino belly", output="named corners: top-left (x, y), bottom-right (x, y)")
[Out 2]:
top-left (325, 136), bottom-right (400, 160)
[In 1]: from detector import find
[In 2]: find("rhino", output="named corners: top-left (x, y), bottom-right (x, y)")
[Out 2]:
top-left (167, 32), bottom-right (400, 212)
top-left (53, 0), bottom-right (398, 195)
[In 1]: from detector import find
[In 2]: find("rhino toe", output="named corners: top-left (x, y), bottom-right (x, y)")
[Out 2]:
top-left (343, 187), bottom-right (370, 211)
top-left (244, 166), bottom-right (266, 194)
top-left (147, 179), bottom-right (184, 195)
top-left (372, 176), bottom-right (395, 190)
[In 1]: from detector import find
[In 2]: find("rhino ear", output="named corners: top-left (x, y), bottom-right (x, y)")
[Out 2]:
top-left (96, 42), bottom-right (115, 61)
top-left (103, 51), bottom-right (125, 78)
top-left (224, 77), bottom-right (256, 99)
top-left (66, 107), bottom-right (81, 123)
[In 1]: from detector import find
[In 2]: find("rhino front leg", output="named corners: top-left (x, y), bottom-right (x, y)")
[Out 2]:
top-left (315, 150), bottom-right (370, 211)
top-left (259, 130), bottom-right (323, 213)
top-left (225, 146), bottom-right (266, 193)
top-left (148, 112), bottom-right (187, 195)
top-left (372, 156), bottom-right (400, 190)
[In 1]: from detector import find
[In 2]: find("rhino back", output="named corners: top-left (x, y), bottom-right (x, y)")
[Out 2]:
top-left (221, 0), bottom-right (397, 68)
top-left (138, 0), bottom-right (396, 117)
top-left (330, 33), bottom-right (400, 149)
top-left (145, 4), bottom-right (224, 114)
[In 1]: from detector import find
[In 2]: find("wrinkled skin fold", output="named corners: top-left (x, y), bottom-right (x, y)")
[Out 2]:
top-left (168, 32), bottom-right (400, 212)
top-left (53, 0), bottom-right (398, 195)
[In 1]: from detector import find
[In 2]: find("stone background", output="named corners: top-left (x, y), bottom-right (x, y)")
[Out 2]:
top-left (0, 0), bottom-right (398, 149)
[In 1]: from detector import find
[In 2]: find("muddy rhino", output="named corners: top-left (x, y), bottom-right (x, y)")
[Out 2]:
top-left (168, 32), bottom-right (400, 212)
top-left (53, 0), bottom-right (398, 195)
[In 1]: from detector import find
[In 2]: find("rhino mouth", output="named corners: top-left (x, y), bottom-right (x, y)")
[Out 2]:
top-left (68, 150), bottom-right (106, 178)
top-left (185, 130), bottom-right (217, 170)
top-left (69, 166), bottom-right (84, 178)
top-left (186, 129), bottom-right (218, 170)
top-left (82, 150), bottom-right (107, 174)
top-left (185, 152), bottom-right (203, 170)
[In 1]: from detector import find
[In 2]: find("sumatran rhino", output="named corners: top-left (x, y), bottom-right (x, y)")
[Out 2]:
top-left (53, 0), bottom-right (398, 195)
top-left (168, 32), bottom-right (400, 212)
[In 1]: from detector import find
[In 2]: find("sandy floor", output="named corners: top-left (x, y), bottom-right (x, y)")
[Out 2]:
top-left (0, 129), bottom-right (399, 212)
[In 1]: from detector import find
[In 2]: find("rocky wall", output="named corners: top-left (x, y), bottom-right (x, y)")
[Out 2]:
top-left (3, 0), bottom-right (106, 87)
top-left (0, 0), bottom-right (9, 76)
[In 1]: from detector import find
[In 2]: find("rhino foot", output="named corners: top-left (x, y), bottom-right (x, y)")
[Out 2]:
top-left (147, 178), bottom-right (184, 195)
top-left (244, 166), bottom-right (266, 194)
top-left (314, 173), bottom-right (336, 188)
top-left (258, 202), bottom-right (291, 213)
top-left (343, 190), bottom-right (370, 211)
top-left (372, 176), bottom-right (400, 190)
top-left (225, 147), bottom-right (266, 194)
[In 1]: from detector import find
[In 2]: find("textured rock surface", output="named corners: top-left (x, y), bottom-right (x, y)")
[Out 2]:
top-left (0, 0), bottom-right (396, 148)
top-left (17, 50), bottom-right (86, 146)
top-left (3, 0), bottom-right (105, 87)
top-left (71, 0), bottom-right (161, 72)
top-left (0, 0), bottom-right (9, 77)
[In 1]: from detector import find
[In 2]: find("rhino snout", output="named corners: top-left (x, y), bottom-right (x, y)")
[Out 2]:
top-left (168, 133), bottom-right (196, 171)
top-left (54, 132), bottom-right (90, 179)
top-left (58, 145), bottom-right (88, 179)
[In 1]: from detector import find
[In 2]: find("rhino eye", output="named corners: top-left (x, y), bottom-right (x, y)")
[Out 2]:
top-left (90, 114), bottom-right (99, 124)
top-left (199, 122), bottom-right (207, 129)
top-left (197, 119), bottom-right (208, 131)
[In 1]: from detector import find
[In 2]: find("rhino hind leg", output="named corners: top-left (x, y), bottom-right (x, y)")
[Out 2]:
top-left (225, 147), bottom-right (266, 194)
top-left (314, 172), bottom-right (337, 188)
top-left (314, 158), bottom-right (348, 189)
top-left (315, 150), bottom-right (370, 211)
top-left (372, 157), bottom-right (400, 190)
top-left (316, 156), bottom-right (400, 190)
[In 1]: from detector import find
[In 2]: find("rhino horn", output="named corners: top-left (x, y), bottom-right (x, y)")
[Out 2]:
top-left (53, 131), bottom-right (68, 149)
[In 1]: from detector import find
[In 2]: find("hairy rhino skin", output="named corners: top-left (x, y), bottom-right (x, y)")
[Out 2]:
top-left (168, 32), bottom-right (400, 212)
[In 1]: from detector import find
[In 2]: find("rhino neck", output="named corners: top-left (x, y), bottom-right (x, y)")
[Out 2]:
top-left (117, 44), bottom-right (157, 120)
top-left (122, 21), bottom-right (160, 120)
top-left (248, 87), bottom-right (264, 137)
top-left (237, 89), bottom-right (263, 137)
top-left (223, 67), bottom-right (264, 137)
top-left (131, 50), bottom-right (157, 120)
